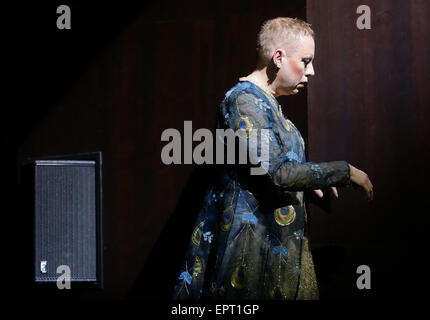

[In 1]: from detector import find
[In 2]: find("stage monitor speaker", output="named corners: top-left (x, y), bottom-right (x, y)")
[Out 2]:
top-left (21, 152), bottom-right (103, 288)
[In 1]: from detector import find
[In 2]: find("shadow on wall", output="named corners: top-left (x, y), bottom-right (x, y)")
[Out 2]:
top-left (128, 163), bottom-right (221, 299)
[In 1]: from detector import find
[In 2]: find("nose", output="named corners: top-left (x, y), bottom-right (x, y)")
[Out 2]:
top-left (306, 62), bottom-right (315, 77)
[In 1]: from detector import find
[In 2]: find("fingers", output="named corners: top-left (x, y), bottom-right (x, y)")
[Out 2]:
top-left (313, 189), bottom-right (323, 198)
top-left (361, 177), bottom-right (373, 201)
top-left (313, 188), bottom-right (340, 199)
top-left (366, 180), bottom-right (374, 201)
top-left (330, 186), bottom-right (339, 198)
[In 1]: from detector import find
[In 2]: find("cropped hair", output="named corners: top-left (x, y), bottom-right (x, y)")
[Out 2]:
top-left (256, 17), bottom-right (314, 65)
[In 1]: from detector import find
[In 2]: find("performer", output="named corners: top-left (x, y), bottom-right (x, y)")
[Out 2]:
top-left (173, 17), bottom-right (373, 300)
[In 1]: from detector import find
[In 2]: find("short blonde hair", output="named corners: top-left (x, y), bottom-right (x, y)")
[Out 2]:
top-left (257, 17), bottom-right (314, 65)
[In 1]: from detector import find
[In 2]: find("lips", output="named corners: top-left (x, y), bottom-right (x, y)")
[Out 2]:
top-left (297, 82), bottom-right (307, 88)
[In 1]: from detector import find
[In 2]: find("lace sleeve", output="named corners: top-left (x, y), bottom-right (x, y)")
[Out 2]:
top-left (222, 91), bottom-right (350, 191)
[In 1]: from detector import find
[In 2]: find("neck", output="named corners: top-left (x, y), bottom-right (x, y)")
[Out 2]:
top-left (242, 69), bottom-right (279, 98)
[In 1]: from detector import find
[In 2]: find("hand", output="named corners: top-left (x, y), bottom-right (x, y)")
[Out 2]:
top-left (348, 164), bottom-right (374, 201)
top-left (313, 186), bottom-right (338, 199)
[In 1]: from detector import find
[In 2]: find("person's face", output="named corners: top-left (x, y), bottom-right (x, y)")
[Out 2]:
top-left (273, 35), bottom-right (315, 96)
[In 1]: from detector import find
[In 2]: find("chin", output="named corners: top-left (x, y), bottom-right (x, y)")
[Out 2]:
top-left (286, 89), bottom-right (299, 96)
top-left (278, 86), bottom-right (299, 96)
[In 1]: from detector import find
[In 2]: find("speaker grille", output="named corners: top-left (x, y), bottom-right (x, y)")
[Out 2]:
top-left (34, 160), bottom-right (97, 282)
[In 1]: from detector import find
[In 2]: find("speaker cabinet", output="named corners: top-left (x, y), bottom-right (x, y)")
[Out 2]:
top-left (21, 152), bottom-right (103, 289)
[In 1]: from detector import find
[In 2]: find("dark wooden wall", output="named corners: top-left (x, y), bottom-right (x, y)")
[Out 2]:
top-left (307, 0), bottom-right (430, 299)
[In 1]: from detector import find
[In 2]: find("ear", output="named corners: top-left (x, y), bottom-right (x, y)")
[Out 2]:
top-left (272, 48), bottom-right (286, 66)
